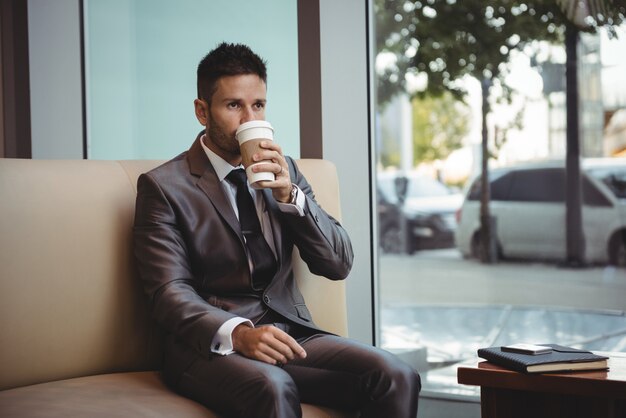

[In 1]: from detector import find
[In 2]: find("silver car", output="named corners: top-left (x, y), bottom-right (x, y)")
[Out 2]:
top-left (455, 159), bottom-right (626, 266)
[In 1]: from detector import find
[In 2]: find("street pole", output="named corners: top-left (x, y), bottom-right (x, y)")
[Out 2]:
top-left (480, 77), bottom-right (497, 264)
top-left (565, 24), bottom-right (585, 267)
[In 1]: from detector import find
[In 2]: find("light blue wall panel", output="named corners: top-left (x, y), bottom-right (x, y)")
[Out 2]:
top-left (28, 0), bottom-right (83, 159)
top-left (85, 0), bottom-right (299, 160)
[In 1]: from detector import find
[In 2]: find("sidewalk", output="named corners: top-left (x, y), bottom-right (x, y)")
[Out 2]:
top-left (379, 250), bottom-right (626, 311)
top-left (378, 250), bottom-right (626, 415)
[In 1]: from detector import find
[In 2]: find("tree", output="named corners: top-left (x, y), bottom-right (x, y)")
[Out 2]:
top-left (556, 0), bottom-right (625, 266)
top-left (375, 0), bottom-right (624, 105)
top-left (380, 122), bottom-right (402, 168)
top-left (376, 1), bottom-right (565, 105)
top-left (412, 92), bottom-right (468, 168)
top-left (374, 0), bottom-right (625, 263)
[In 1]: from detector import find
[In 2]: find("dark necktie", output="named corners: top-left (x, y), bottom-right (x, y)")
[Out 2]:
top-left (226, 169), bottom-right (277, 290)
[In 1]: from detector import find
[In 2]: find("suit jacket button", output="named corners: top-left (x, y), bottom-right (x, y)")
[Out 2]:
top-left (263, 295), bottom-right (270, 304)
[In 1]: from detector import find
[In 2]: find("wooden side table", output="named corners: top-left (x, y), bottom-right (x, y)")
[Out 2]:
top-left (457, 352), bottom-right (626, 418)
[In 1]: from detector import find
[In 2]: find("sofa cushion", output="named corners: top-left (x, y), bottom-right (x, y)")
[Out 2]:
top-left (0, 372), bottom-right (215, 418)
top-left (0, 371), bottom-right (354, 418)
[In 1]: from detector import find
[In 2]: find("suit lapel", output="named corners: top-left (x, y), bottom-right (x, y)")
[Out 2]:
top-left (187, 135), bottom-right (244, 243)
top-left (262, 158), bottom-right (299, 267)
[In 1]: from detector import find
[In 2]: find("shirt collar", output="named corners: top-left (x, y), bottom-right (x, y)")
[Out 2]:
top-left (199, 134), bottom-right (242, 182)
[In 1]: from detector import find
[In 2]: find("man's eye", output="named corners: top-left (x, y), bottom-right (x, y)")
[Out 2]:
top-left (254, 103), bottom-right (265, 109)
top-left (228, 102), bottom-right (240, 109)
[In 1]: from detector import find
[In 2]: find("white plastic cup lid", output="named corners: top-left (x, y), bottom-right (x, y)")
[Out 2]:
top-left (235, 120), bottom-right (274, 143)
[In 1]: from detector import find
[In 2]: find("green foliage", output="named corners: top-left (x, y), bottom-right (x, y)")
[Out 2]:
top-left (380, 123), bottom-right (402, 168)
top-left (557, 0), bottom-right (626, 35)
top-left (374, 0), bottom-right (626, 107)
top-left (411, 92), bottom-right (469, 164)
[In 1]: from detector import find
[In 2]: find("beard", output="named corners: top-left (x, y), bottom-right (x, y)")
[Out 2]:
top-left (207, 112), bottom-right (240, 156)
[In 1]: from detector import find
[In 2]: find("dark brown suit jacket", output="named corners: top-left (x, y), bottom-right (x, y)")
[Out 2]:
top-left (133, 137), bottom-right (353, 372)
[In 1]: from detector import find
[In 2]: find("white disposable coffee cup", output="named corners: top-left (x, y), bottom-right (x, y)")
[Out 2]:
top-left (235, 120), bottom-right (275, 187)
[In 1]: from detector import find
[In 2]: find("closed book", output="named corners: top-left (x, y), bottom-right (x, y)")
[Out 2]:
top-left (477, 344), bottom-right (609, 373)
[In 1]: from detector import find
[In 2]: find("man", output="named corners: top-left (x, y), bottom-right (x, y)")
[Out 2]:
top-left (133, 42), bottom-right (420, 418)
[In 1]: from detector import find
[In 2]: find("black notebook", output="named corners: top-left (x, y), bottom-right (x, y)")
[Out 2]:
top-left (477, 344), bottom-right (609, 373)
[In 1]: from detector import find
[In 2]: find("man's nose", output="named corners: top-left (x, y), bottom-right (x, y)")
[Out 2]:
top-left (240, 107), bottom-right (258, 123)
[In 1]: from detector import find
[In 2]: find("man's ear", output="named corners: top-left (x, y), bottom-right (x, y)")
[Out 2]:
top-left (194, 99), bottom-right (208, 126)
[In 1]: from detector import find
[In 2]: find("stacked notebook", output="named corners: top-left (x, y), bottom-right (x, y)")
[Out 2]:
top-left (477, 344), bottom-right (609, 373)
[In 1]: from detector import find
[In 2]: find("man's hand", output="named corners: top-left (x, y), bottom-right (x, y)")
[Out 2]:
top-left (249, 141), bottom-right (292, 203)
top-left (232, 324), bottom-right (307, 365)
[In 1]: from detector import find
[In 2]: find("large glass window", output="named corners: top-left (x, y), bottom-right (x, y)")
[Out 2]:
top-left (373, 2), bottom-right (626, 416)
top-left (84, 0), bottom-right (299, 160)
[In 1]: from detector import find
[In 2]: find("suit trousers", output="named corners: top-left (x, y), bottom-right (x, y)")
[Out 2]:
top-left (166, 330), bottom-right (421, 418)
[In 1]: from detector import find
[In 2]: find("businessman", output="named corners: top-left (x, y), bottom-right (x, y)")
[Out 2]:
top-left (133, 42), bottom-right (420, 418)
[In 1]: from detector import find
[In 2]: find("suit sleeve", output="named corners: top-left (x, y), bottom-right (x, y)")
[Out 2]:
top-left (282, 157), bottom-right (354, 280)
top-left (133, 172), bottom-right (238, 354)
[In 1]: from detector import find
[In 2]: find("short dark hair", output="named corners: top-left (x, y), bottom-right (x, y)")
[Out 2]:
top-left (197, 42), bottom-right (267, 102)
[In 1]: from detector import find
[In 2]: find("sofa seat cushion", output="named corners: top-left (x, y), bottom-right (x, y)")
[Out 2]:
top-left (0, 371), bottom-right (355, 418)
top-left (0, 371), bottom-right (216, 418)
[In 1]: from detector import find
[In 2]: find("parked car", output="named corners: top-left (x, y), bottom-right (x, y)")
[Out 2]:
top-left (378, 172), bottom-right (463, 254)
top-left (455, 159), bottom-right (626, 266)
top-left (585, 158), bottom-right (626, 200)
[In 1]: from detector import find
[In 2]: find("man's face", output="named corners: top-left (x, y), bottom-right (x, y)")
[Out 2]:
top-left (194, 74), bottom-right (267, 165)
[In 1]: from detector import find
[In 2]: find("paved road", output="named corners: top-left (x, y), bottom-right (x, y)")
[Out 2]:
top-left (379, 249), bottom-right (626, 312)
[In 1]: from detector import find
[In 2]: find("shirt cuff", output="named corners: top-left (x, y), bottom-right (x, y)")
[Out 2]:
top-left (210, 317), bottom-right (253, 355)
top-left (276, 185), bottom-right (306, 216)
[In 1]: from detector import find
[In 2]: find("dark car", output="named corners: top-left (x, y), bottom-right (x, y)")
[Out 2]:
top-left (377, 172), bottom-right (463, 254)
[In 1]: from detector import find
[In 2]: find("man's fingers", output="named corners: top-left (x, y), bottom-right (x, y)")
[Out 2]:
top-left (259, 140), bottom-right (282, 154)
top-left (272, 329), bottom-right (307, 359)
top-left (260, 327), bottom-right (306, 361)
top-left (253, 350), bottom-right (280, 365)
top-left (253, 142), bottom-right (284, 164)
top-left (258, 344), bottom-right (290, 364)
top-left (236, 325), bottom-right (306, 364)
top-left (258, 326), bottom-right (306, 363)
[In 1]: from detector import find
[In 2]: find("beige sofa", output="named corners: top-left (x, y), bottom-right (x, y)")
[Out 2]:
top-left (0, 158), bottom-right (354, 417)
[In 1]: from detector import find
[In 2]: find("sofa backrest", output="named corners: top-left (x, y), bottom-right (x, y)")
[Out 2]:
top-left (0, 158), bottom-right (347, 391)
